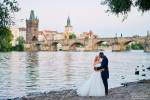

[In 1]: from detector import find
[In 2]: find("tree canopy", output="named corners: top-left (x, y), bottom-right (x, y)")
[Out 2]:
top-left (0, 0), bottom-right (20, 26)
top-left (0, 26), bottom-right (14, 51)
top-left (69, 34), bottom-right (77, 39)
top-left (15, 36), bottom-right (25, 51)
top-left (101, 0), bottom-right (150, 20)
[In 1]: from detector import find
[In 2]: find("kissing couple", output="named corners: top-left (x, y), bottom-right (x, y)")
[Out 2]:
top-left (77, 52), bottom-right (109, 96)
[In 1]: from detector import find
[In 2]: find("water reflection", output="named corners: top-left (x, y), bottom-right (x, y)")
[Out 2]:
top-left (25, 52), bottom-right (39, 90)
top-left (64, 53), bottom-right (72, 82)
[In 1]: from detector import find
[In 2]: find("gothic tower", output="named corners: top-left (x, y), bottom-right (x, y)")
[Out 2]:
top-left (65, 16), bottom-right (73, 33)
top-left (26, 10), bottom-right (39, 43)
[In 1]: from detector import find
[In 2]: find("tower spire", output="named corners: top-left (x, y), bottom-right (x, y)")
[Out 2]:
top-left (29, 10), bottom-right (36, 20)
top-left (66, 15), bottom-right (71, 27)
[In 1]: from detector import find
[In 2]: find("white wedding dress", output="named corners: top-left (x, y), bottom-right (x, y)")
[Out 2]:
top-left (77, 64), bottom-right (105, 96)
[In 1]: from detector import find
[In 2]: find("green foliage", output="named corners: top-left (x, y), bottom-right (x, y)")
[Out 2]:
top-left (0, 26), bottom-right (14, 52)
top-left (0, 0), bottom-right (20, 26)
top-left (101, 0), bottom-right (150, 20)
top-left (126, 45), bottom-right (130, 50)
top-left (77, 43), bottom-right (84, 47)
top-left (131, 42), bottom-right (144, 50)
top-left (69, 34), bottom-right (77, 39)
top-left (15, 36), bottom-right (25, 51)
top-left (106, 43), bottom-right (110, 47)
top-left (102, 0), bottom-right (132, 15)
top-left (135, 0), bottom-right (150, 12)
top-left (100, 43), bottom-right (110, 47)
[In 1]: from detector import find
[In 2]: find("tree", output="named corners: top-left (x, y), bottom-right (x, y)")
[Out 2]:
top-left (0, 0), bottom-right (20, 27)
top-left (0, 26), bottom-right (14, 51)
top-left (101, 0), bottom-right (150, 20)
top-left (106, 43), bottom-right (110, 47)
top-left (131, 42), bottom-right (144, 50)
top-left (69, 34), bottom-right (77, 39)
top-left (15, 36), bottom-right (25, 51)
top-left (126, 45), bottom-right (130, 50)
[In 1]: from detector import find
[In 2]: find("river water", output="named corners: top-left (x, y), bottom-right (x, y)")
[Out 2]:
top-left (0, 51), bottom-right (150, 99)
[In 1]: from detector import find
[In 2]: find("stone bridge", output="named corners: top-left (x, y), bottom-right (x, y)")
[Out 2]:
top-left (24, 34), bottom-right (150, 52)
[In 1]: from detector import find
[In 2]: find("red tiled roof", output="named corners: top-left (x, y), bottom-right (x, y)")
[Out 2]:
top-left (57, 33), bottom-right (63, 34)
top-left (19, 27), bottom-right (26, 31)
top-left (44, 30), bottom-right (58, 33)
top-left (38, 31), bottom-right (44, 35)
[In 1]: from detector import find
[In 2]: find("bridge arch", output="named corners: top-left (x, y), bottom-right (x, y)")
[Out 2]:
top-left (35, 44), bottom-right (41, 51)
top-left (50, 42), bottom-right (63, 51)
top-left (93, 41), bottom-right (112, 51)
top-left (123, 40), bottom-right (144, 50)
top-left (70, 42), bottom-right (85, 51)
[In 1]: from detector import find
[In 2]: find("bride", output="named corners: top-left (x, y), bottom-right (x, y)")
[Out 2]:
top-left (77, 56), bottom-right (105, 96)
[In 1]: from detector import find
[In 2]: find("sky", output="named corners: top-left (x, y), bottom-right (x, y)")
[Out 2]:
top-left (14, 0), bottom-right (150, 37)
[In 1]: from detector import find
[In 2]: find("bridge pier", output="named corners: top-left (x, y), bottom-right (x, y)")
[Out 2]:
top-left (62, 46), bottom-right (70, 51)
top-left (85, 39), bottom-right (93, 51)
top-left (144, 33), bottom-right (150, 52)
top-left (112, 43), bottom-right (121, 52)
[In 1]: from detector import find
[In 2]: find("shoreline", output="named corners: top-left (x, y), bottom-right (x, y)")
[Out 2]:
top-left (12, 79), bottom-right (150, 100)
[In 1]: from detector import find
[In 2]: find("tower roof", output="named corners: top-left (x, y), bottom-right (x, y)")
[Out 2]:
top-left (27, 10), bottom-right (38, 21)
top-left (65, 16), bottom-right (72, 27)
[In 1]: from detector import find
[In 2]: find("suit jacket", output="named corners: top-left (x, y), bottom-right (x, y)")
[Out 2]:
top-left (97, 56), bottom-right (109, 79)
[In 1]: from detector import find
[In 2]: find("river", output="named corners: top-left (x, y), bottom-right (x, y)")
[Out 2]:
top-left (0, 50), bottom-right (150, 99)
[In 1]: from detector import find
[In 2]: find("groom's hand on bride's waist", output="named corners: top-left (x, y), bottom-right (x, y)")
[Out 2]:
top-left (94, 67), bottom-right (105, 71)
top-left (94, 67), bottom-right (97, 71)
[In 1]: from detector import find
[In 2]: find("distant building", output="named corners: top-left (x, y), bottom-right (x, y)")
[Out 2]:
top-left (10, 28), bottom-right (19, 46)
top-left (133, 34), bottom-right (139, 38)
top-left (19, 27), bottom-right (26, 41)
top-left (80, 32), bottom-right (89, 39)
top-left (80, 30), bottom-right (98, 39)
top-left (54, 33), bottom-right (63, 40)
top-left (38, 31), bottom-right (44, 41)
top-left (26, 10), bottom-right (39, 43)
top-left (65, 16), bottom-right (73, 33)
top-left (43, 30), bottom-right (58, 41)
top-left (57, 43), bottom-right (63, 51)
top-left (74, 32), bottom-right (81, 39)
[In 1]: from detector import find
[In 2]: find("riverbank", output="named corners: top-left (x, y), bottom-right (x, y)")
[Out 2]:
top-left (15, 79), bottom-right (150, 100)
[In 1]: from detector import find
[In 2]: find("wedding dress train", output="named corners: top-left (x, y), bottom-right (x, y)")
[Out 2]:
top-left (77, 64), bottom-right (105, 96)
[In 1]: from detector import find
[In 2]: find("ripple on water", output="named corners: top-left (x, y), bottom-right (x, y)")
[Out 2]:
top-left (0, 51), bottom-right (150, 99)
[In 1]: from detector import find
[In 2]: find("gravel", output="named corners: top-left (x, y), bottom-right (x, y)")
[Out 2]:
top-left (14, 79), bottom-right (150, 100)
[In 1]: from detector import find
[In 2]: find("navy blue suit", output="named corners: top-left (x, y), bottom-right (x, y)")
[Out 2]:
top-left (97, 56), bottom-right (109, 94)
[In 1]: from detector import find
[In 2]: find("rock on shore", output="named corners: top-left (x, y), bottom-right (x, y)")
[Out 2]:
top-left (16, 79), bottom-right (150, 100)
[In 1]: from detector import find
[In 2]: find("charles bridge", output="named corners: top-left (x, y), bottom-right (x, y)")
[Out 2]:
top-left (24, 33), bottom-right (150, 52)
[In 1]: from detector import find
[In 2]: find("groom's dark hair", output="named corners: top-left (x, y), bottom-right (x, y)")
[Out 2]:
top-left (99, 52), bottom-right (104, 55)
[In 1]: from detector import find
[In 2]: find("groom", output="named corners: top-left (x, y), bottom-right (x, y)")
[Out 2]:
top-left (94, 52), bottom-right (109, 95)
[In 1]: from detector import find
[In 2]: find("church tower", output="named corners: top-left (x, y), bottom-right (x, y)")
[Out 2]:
top-left (65, 16), bottom-right (73, 33)
top-left (26, 10), bottom-right (39, 43)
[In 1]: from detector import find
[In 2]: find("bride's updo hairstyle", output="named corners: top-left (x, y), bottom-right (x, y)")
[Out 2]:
top-left (94, 56), bottom-right (99, 62)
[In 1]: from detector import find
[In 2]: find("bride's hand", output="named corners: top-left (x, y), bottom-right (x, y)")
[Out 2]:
top-left (94, 67), bottom-right (97, 71)
top-left (101, 68), bottom-right (105, 71)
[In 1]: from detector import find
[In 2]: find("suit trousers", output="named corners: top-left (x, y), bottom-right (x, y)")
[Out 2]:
top-left (102, 77), bottom-right (108, 94)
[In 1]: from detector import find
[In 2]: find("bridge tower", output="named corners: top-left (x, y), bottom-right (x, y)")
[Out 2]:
top-left (26, 10), bottom-right (39, 43)
top-left (144, 31), bottom-right (150, 52)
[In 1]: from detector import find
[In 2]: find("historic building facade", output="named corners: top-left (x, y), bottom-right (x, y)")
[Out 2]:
top-left (26, 10), bottom-right (39, 43)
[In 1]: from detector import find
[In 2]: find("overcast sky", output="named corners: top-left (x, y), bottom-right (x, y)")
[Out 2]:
top-left (14, 0), bottom-right (150, 37)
